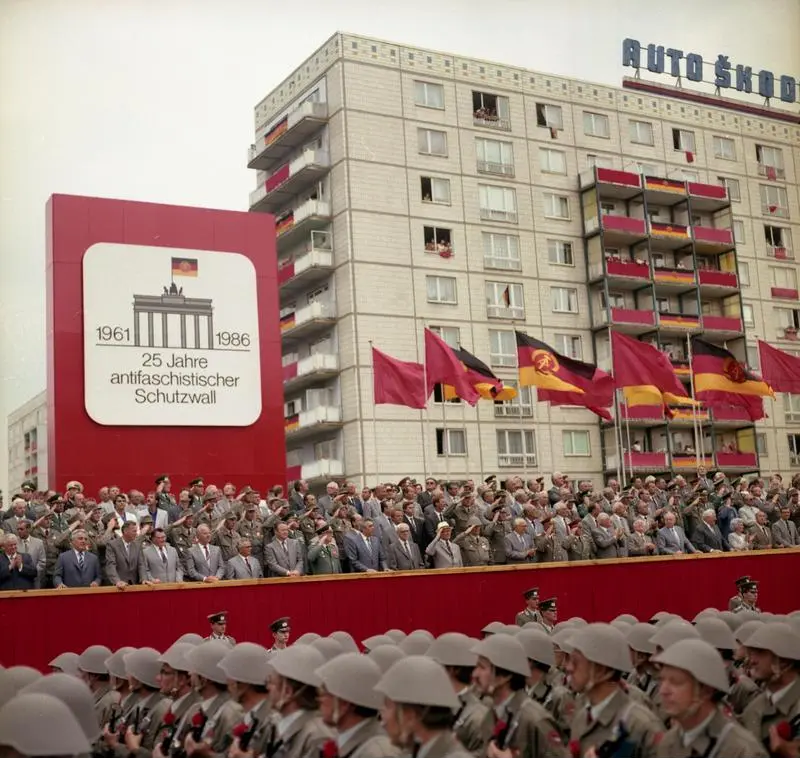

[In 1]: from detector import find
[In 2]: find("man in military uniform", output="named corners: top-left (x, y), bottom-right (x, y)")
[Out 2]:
top-left (729, 576), bottom-right (753, 612)
top-left (150, 642), bottom-right (200, 756)
top-left (733, 578), bottom-right (761, 613)
top-left (206, 612), bottom-right (236, 645)
top-left (534, 598), bottom-right (558, 634)
top-left (454, 517), bottom-right (492, 567)
top-left (212, 512), bottom-right (242, 561)
top-left (316, 652), bottom-right (399, 757)
top-left (268, 617), bottom-right (291, 652)
top-left (165, 510), bottom-right (196, 565)
top-left (307, 524), bottom-right (342, 575)
top-left (236, 503), bottom-right (264, 555)
top-left (77, 645), bottom-right (121, 730)
top-left (655, 638), bottom-right (767, 757)
top-left (515, 587), bottom-right (541, 627)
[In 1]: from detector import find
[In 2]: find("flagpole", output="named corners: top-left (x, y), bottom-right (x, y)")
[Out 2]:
top-left (368, 341), bottom-right (380, 483)
top-left (442, 387), bottom-right (451, 480)
top-left (686, 333), bottom-right (703, 469)
top-left (608, 331), bottom-right (624, 486)
top-left (511, 320), bottom-right (529, 483)
top-left (421, 327), bottom-right (431, 483)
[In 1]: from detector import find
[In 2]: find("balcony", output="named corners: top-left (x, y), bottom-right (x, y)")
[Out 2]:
top-left (248, 100), bottom-right (329, 171)
top-left (657, 312), bottom-right (701, 334)
top-left (597, 214), bottom-right (648, 245)
top-left (715, 451), bottom-right (759, 471)
top-left (649, 221), bottom-right (691, 250)
top-left (301, 458), bottom-right (345, 482)
top-left (598, 307), bottom-right (656, 335)
top-left (671, 358), bottom-right (691, 379)
top-left (652, 267), bottom-right (696, 293)
top-left (757, 163), bottom-right (786, 181)
top-left (643, 176), bottom-right (686, 205)
top-left (605, 452), bottom-right (668, 472)
top-left (617, 404), bottom-right (665, 426)
top-left (698, 270), bottom-right (739, 296)
top-left (687, 181), bottom-right (729, 212)
top-left (668, 407), bottom-right (709, 426)
top-left (700, 315), bottom-right (744, 339)
top-left (710, 405), bottom-right (755, 428)
top-left (282, 353), bottom-right (339, 393)
top-left (278, 241), bottom-right (333, 297)
top-left (692, 225), bottom-right (735, 254)
top-left (771, 287), bottom-right (799, 301)
top-left (599, 258), bottom-right (650, 288)
top-left (280, 301), bottom-right (336, 342)
top-left (284, 406), bottom-right (343, 440)
top-left (276, 200), bottom-right (332, 250)
top-left (249, 150), bottom-right (331, 213)
top-left (763, 204), bottom-right (789, 219)
top-left (581, 167), bottom-right (642, 199)
top-left (498, 453), bottom-right (537, 468)
top-left (767, 246), bottom-right (794, 261)
top-left (671, 454), bottom-right (713, 471)
top-left (487, 304), bottom-right (525, 320)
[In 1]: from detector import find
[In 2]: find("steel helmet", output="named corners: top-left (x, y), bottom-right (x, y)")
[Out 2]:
top-left (407, 629), bottom-right (434, 642)
top-left (367, 645), bottom-right (406, 674)
top-left (219, 642), bottom-right (271, 686)
top-left (158, 643), bottom-right (194, 673)
top-left (567, 624), bottom-right (632, 673)
top-left (78, 645), bottom-right (113, 675)
top-left (426, 633), bottom-right (478, 669)
top-left (315, 652), bottom-right (383, 710)
top-left (329, 631), bottom-right (360, 653)
top-left (362, 635), bottom-right (397, 652)
top-left (48, 651), bottom-right (81, 677)
top-left (105, 647), bottom-right (136, 680)
top-left (374, 656), bottom-right (459, 709)
top-left (734, 620), bottom-right (765, 645)
top-left (5, 666), bottom-right (42, 690)
top-left (311, 637), bottom-right (344, 662)
top-left (174, 633), bottom-right (205, 645)
top-left (626, 623), bottom-right (657, 655)
top-left (294, 633), bottom-right (322, 645)
top-left (650, 621), bottom-right (700, 651)
top-left (612, 614), bottom-right (639, 625)
top-left (695, 618), bottom-right (737, 651)
top-left (653, 639), bottom-right (730, 693)
top-left (745, 623), bottom-right (800, 661)
top-left (0, 692), bottom-right (90, 756)
top-left (185, 640), bottom-right (231, 685)
top-left (399, 636), bottom-right (432, 655)
top-left (516, 630), bottom-right (555, 668)
top-left (124, 648), bottom-right (162, 689)
top-left (269, 646), bottom-right (325, 687)
top-left (481, 621), bottom-right (506, 635)
top-left (718, 612), bottom-right (742, 631)
top-left (21, 673), bottom-right (101, 740)
top-left (692, 608), bottom-right (719, 623)
top-left (471, 634), bottom-right (530, 677)
top-left (384, 629), bottom-right (407, 643)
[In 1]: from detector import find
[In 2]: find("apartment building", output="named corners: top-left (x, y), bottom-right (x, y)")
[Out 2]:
top-left (247, 32), bottom-right (800, 487)
top-left (6, 391), bottom-right (47, 493)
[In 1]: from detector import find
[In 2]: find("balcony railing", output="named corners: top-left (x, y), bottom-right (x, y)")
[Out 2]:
top-left (498, 453), bottom-right (537, 467)
top-left (487, 304), bottom-right (525, 320)
top-left (277, 247), bottom-right (333, 288)
top-left (276, 200), bottom-right (332, 247)
top-left (301, 458), bottom-right (345, 481)
top-left (248, 100), bottom-right (329, 170)
top-left (763, 204), bottom-right (789, 219)
top-left (284, 405), bottom-right (342, 436)
top-left (758, 163), bottom-right (786, 180)
top-left (606, 452), bottom-right (668, 471)
top-left (698, 270), bottom-right (738, 289)
top-left (701, 315), bottom-right (744, 334)
top-left (605, 258), bottom-right (650, 281)
top-left (601, 214), bottom-right (647, 236)
top-left (771, 287), bottom-right (799, 300)
top-left (653, 267), bottom-right (696, 287)
top-left (649, 221), bottom-right (690, 246)
top-left (715, 452), bottom-right (758, 469)
top-left (644, 176), bottom-right (686, 196)
top-left (282, 353), bottom-right (339, 386)
top-left (608, 307), bottom-right (656, 327)
top-left (477, 160), bottom-right (515, 177)
top-left (473, 111), bottom-right (511, 131)
top-left (692, 225), bottom-right (734, 253)
top-left (767, 245), bottom-right (794, 260)
top-left (671, 454), bottom-right (714, 470)
top-left (480, 208), bottom-right (518, 223)
top-left (657, 312), bottom-right (700, 330)
top-left (280, 301), bottom-right (336, 338)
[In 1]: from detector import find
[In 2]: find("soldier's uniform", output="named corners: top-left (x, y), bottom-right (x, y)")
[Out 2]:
top-left (237, 506), bottom-right (265, 553)
top-left (31, 517), bottom-right (64, 587)
top-left (515, 587), bottom-right (541, 627)
top-left (307, 525), bottom-right (343, 575)
top-left (77, 645), bottom-right (121, 728)
top-left (454, 518), bottom-right (492, 567)
top-left (533, 598), bottom-right (557, 635)
top-left (116, 649), bottom-right (170, 757)
top-left (150, 643), bottom-right (201, 758)
top-left (212, 513), bottom-right (242, 561)
top-left (267, 616), bottom-right (291, 652)
top-left (204, 611), bottom-right (236, 645)
top-left (166, 518), bottom-right (196, 564)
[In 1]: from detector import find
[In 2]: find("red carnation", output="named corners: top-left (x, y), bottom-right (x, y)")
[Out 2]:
top-left (568, 739), bottom-right (581, 758)
top-left (492, 720), bottom-right (507, 739)
top-left (162, 711), bottom-right (175, 726)
top-left (232, 723), bottom-right (248, 739)
top-left (321, 739), bottom-right (339, 758)
top-left (191, 711), bottom-right (205, 727)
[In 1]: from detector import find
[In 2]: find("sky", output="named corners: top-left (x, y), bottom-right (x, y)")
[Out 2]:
top-left (1, 0), bottom-right (799, 495)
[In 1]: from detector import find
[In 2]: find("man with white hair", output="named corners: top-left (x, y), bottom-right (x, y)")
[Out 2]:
top-left (505, 517), bottom-right (535, 563)
top-left (317, 481), bottom-right (340, 516)
top-left (627, 518), bottom-right (656, 556)
top-left (691, 508), bottom-right (726, 553)
top-left (2, 498), bottom-right (30, 535)
top-left (0, 533), bottom-right (37, 590)
top-left (591, 513), bottom-right (625, 559)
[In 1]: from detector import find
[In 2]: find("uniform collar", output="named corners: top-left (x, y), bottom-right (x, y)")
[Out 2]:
top-left (337, 717), bottom-right (371, 751)
top-left (680, 709), bottom-right (715, 747)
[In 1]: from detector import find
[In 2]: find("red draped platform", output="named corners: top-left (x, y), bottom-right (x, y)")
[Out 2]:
top-left (3, 551), bottom-right (799, 670)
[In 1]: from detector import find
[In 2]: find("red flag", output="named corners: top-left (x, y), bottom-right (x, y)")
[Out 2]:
top-left (758, 340), bottom-right (800, 393)
top-left (685, 150), bottom-right (695, 163)
top-left (424, 329), bottom-right (480, 405)
top-left (766, 165), bottom-right (777, 181)
top-left (549, 126), bottom-right (558, 139)
top-left (769, 205), bottom-right (777, 214)
top-left (372, 347), bottom-right (427, 409)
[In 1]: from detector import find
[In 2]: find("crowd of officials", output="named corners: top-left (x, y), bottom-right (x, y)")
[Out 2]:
top-left (1, 468), bottom-right (799, 591)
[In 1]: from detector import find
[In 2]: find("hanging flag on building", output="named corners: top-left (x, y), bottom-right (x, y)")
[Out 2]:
top-left (515, 331), bottom-right (613, 419)
top-left (171, 257), bottom-right (199, 277)
top-left (501, 286), bottom-right (511, 308)
top-left (685, 150), bottom-right (695, 163)
top-left (691, 338), bottom-right (774, 421)
top-left (424, 329), bottom-right (480, 405)
top-left (442, 348), bottom-right (517, 402)
top-left (372, 347), bottom-right (427, 409)
top-left (758, 340), bottom-right (800, 394)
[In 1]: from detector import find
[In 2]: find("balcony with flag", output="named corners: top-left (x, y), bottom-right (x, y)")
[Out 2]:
top-left (656, 310), bottom-right (701, 335)
top-left (275, 197), bottom-right (332, 251)
top-left (282, 350), bottom-right (339, 394)
top-left (592, 290), bottom-right (656, 335)
top-left (642, 175), bottom-right (687, 206)
top-left (277, 231), bottom-right (333, 297)
top-left (604, 451), bottom-right (669, 474)
top-left (248, 99), bottom-right (329, 171)
top-left (279, 300), bottom-right (336, 342)
top-left (670, 453), bottom-right (714, 471)
top-left (697, 267), bottom-right (739, 297)
top-left (249, 149), bottom-right (331, 213)
top-left (648, 221), bottom-right (691, 250)
top-left (284, 393), bottom-right (343, 441)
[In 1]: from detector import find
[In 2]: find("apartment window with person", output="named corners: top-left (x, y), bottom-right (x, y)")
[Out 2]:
top-left (760, 185), bottom-right (789, 218)
top-left (414, 80), bottom-right (445, 109)
top-left (551, 286), bottom-right (578, 313)
top-left (547, 239), bottom-right (574, 266)
top-left (756, 144), bottom-right (785, 178)
top-left (672, 128), bottom-right (696, 153)
top-left (712, 136), bottom-right (736, 161)
top-left (479, 184), bottom-right (518, 222)
top-left (535, 103), bottom-right (563, 130)
top-left (496, 430), bottom-right (537, 467)
top-left (426, 275), bottom-right (457, 304)
top-left (788, 434), bottom-right (800, 466)
top-left (629, 120), bottom-right (654, 145)
top-left (420, 176), bottom-right (451, 205)
top-left (429, 325), bottom-right (460, 348)
top-left (476, 138), bottom-right (515, 176)
top-left (417, 128), bottom-right (448, 157)
top-left (494, 382), bottom-right (533, 417)
top-left (563, 430), bottom-right (591, 457)
top-left (539, 148), bottom-right (567, 174)
top-left (765, 225), bottom-right (793, 258)
top-left (553, 333), bottom-right (582, 359)
top-left (489, 329), bottom-right (517, 367)
top-left (583, 111), bottom-right (610, 138)
top-left (472, 91), bottom-right (510, 130)
top-left (486, 282), bottom-right (524, 319)
top-left (436, 428), bottom-right (467, 456)
top-left (483, 232), bottom-right (521, 270)
top-left (423, 226), bottom-right (453, 256)
top-left (717, 176), bottom-right (741, 201)
top-left (543, 192), bottom-right (570, 220)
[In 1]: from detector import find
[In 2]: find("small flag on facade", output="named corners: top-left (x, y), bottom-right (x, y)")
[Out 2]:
top-left (171, 257), bottom-right (199, 277)
top-left (684, 150), bottom-right (695, 163)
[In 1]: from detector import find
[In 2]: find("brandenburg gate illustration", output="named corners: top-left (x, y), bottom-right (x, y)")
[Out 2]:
top-left (132, 282), bottom-right (215, 350)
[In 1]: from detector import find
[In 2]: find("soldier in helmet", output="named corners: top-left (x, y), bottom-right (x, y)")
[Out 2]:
top-left (151, 642), bottom-right (200, 757)
top-left (564, 624), bottom-right (663, 756)
top-left (427, 632), bottom-right (492, 755)
top-left (218, 642), bottom-right (276, 757)
top-left (268, 616), bottom-right (291, 652)
top-left (315, 651), bottom-right (398, 757)
top-left (375, 655), bottom-right (472, 757)
top-left (625, 623), bottom-right (659, 700)
top-left (515, 588), bottom-right (541, 627)
top-left (654, 638), bottom-right (767, 757)
top-left (733, 579), bottom-right (761, 614)
top-left (77, 644), bottom-right (120, 728)
top-left (103, 647), bottom-right (136, 726)
top-left (471, 634), bottom-right (568, 757)
top-left (205, 611), bottom-right (236, 645)
top-left (264, 646), bottom-right (333, 757)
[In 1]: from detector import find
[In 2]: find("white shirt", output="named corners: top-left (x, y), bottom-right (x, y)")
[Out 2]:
top-left (680, 710), bottom-right (715, 747)
top-left (769, 678), bottom-right (797, 707)
top-left (337, 718), bottom-right (370, 750)
top-left (588, 690), bottom-right (617, 722)
top-left (276, 709), bottom-right (306, 739)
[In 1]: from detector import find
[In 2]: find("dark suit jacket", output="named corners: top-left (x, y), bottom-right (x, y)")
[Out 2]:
top-left (691, 523), bottom-right (727, 552)
top-left (403, 514), bottom-right (425, 548)
top-left (104, 537), bottom-right (143, 585)
top-left (0, 552), bottom-right (37, 590)
top-left (344, 532), bottom-right (384, 572)
top-left (54, 549), bottom-right (102, 587)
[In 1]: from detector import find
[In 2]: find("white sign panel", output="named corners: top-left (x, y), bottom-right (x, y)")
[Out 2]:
top-left (83, 243), bottom-right (262, 426)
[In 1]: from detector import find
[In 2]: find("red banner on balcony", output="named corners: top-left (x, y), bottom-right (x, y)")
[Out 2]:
top-left (596, 168), bottom-right (641, 188)
top-left (624, 452), bottom-right (668, 469)
top-left (650, 221), bottom-right (689, 239)
top-left (687, 182), bottom-right (727, 200)
top-left (277, 260), bottom-right (296, 285)
top-left (602, 215), bottom-right (647, 235)
top-left (654, 269), bottom-right (695, 285)
top-left (698, 270), bottom-right (737, 289)
top-left (693, 226), bottom-right (733, 246)
top-left (607, 259), bottom-right (649, 278)
top-left (266, 163), bottom-right (291, 193)
top-left (610, 308), bottom-right (655, 326)
top-left (701, 316), bottom-right (743, 333)
top-left (645, 177), bottom-right (686, 194)
top-left (282, 362), bottom-right (298, 382)
top-left (771, 287), bottom-right (799, 300)
top-left (715, 452), bottom-right (758, 469)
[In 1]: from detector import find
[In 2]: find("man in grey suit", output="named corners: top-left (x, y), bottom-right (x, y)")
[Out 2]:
top-left (591, 513), bottom-right (626, 559)
top-left (226, 540), bottom-right (264, 579)
top-left (656, 511), bottom-right (697, 555)
top-left (344, 519), bottom-right (385, 573)
top-left (772, 506), bottom-right (800, 547)
top-left (54, 529), bottom-right (101, 588)
top-left (387, 523), bottom-right (424, 570)
top-left (105, 521), bottom-right (143, 587)
top-left (185, 524), bottom-right (226, 582)
top-left (425, 522), bottom-right (464, 569)
top-left (505, 518), bottom-right (535, 563)
top-left (15, 520), bottom-right (46, 589)
top-left (264, 522), bottom-right (304, 577)
top-left (139, 529), bottom-right (183, 583)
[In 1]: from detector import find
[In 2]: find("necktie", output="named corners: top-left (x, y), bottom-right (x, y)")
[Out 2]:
top-left (282, 541), bottom-right (288, 555)
top-left (77, 552), bottom-right (85, 570)
top-left (672, 528), bottom-right (678, 541)
top-left (443, 541), bottom-right (452, 557)
top-left (22, 540), bottom-right (28, 552)
top-left (403, 541), bottom-right (411, 558)
top-left (364, 536), bottom-right (372, 554)
top-left (160, 548), bottom-right (167, 565)
top-left (437, 512), bottom-right (443, 522)
top-left (245, 557), bottom-right (252, 576)
top-left (203, 545), bottom-right (210, 562)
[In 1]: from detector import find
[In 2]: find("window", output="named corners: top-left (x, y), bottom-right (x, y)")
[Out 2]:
top-left (785, 395), bottom-right (800, 423)
top-left (756, 433), bottom-right (767, 456)
top-left (543, 193), bottom-right (570, 219)
top-left (417, 128), bottom-right (447, 156)
top-left (629, 120), bottom-right (654, 145)
top-left (476, 138), bottom-right (515, 176)
top-left (429, 325), bottom-right (460, 348)
top-left (539, 148), bottom-right (567, 174)
top-left (426, 275), bottom-right (457, 304)
top-left (789, 434), bottom-right (800, 466)
top-left (314, 439), bottom-right (338, 460)
top-left (497, 430), bottom-right (537, 467)
top-left (765, 225), bottom-right (793, 257)
top-left (535, 103), bottom-right (563, 130)
top-left (600, 291), bottom-right (626, 309)
top-left (742, 303), bottom-right (755, 326)
top-left (472, 91), bottom-right (510, 130)
top-left (432, 384), bottom-right (462, 404)
top-left (436, 428), bottom-right (466, 456)
top-left (681, 169), bottom-right (699, 181)
top-left (672, 128), bottom-right (696, 153)
top-left (553, 333), bottom-right (582, 359)
top-left (775, 307), bottom-right (800, 337)
top-left (656, 297), bottom-right (670, 313)
top-left (712, 136), bottom-right (736, 160)
top-left (479, 184), bottom-right (518, 222)
top-left (486, 282), bottom-right (524, 319)
top-left (494, 382), bottom-right (533, 417)
top-left (738, 261), bottom-right (750, 287)
top-left (587, 154), bottom-right (614, 169)
top-left (717, 176), bottom-right (741, 201)
top-left (770, 267), bottom-right (798, 291)
top-left (483, 232), bottom-right (521, 270)
top-left (583, 111), bottom-right (610, 138)
top-left (551, 287), bottom-right (578, 313)
top-left (420, 176), bottom-right (451, 205)
top-left (423, 226), bottom-right (452, 256)
top-left (732, 220), bottom-right (745, 244)
top-left (563, 430), bottom-right (591, 456)
top-left (547, 239), bottom-right (574, 266)
top-left (746, 345), bottom-right (760, 371)
top-left (760, 185), bottom-right (789, 218)
top-left (414, 81), bottom-right (444, 109)
top-left (756, 144), bottom-right (785, 178)
top-left (489, 329), bottom-right (517, 367)
top-left (601, 202), bottom-right (616, 215)
top-left (636, 162), bottom-right (658, 176)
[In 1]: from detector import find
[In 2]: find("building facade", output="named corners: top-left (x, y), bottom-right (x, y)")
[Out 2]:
top-left (247, 32), bottom-right (800, 487)
top-left (7, 391), bottom-right (47, 492)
